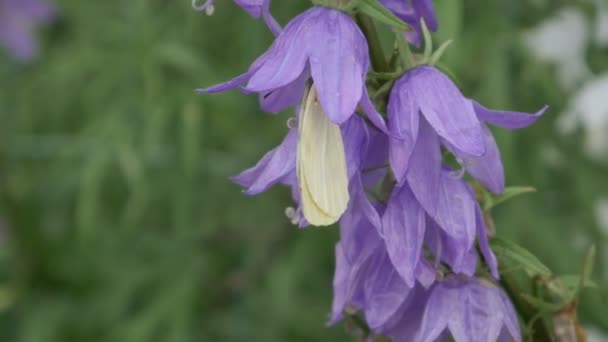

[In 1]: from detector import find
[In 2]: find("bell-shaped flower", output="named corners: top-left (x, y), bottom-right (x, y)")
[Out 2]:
top-left (197, 6), bottom-right (387, 130)
top-left (416, 277), bottom-right (522, 342)
top-left (379, 0), bottom-right (438, 47)
top-left (0, 0), bottom-right (55, 61)
top-left (388, 66), bottom-right (546, 216)
top-left (330, 180), bottom-right (436, 329)
top-left (193, 0), bottom-right (281, 35)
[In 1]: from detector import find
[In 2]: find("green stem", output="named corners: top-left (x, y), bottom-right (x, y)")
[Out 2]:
top-left (355, 14), bottom-right (389, 72)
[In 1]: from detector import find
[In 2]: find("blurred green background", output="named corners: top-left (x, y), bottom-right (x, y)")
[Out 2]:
top-left (0, 0), bottom-right (607, 341)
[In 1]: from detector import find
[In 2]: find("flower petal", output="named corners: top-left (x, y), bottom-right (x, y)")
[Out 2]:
top-left (453, 124), bottom-right (505, 194)
top-left (406, 116), bottom-right (442, 215)
top-left (329, 242), bottom-right (351, 324)
top-left (418, 282), bottom-right (455, 342)
top-left (341, 116), bottom-right (370, 181)
top-left (363, 248), bottom-right (412, 329)
top-left (474, 101), bottom-right (548, 130)
top-left (259, 69), bottom-right (308, 112)
top-left (381, 184), bottom-right (426, 287)
top-left (309, 8), bottom-right (368, 124)
top-left (433, 168), bottom-right (477, 251)
top-left (412, 0), bottom-right (438, 31)
top-left (245, 9), bottom-right (314, 92)
top-left (476, 205), bottom-right (499, 279)
top-left (231, 129), bottom-right (296, 194)
top-left (406, 66), bottom-right (485, 156)
top-left (360, 85), bottom-right (391, 135)
top-left (196, 69), bottom-right (255, 93)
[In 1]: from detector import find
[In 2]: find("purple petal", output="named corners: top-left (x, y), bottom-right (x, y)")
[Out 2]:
top-left (425, 218), bottom-right (477, 275)
top-left (329, 242), bottom-right (351, 324)
top-left (341, 176), bottom-right (383, 253)
top-left (476, 206), bottom-right (499, 279)
top-left (362, 129), bottom-right (389, 189)
top-left (417, 282), bottom-right (456, 342)
top-left (341, 116), bottom-right (370, 181)
top-left (231, 129), bottom-right (296, 194)
top-left (360, 85), bottom-right (391, 135)
top-left (432, 168), bottom-right (477, 251)
top-left (377, 285), bottom-right (428, 340)
top-left (474, 101), bottom-right (548, 130)
top-left (259, 69), bottom-right (308, 113)
top-left (309, 8), bottom-right (368, 124)
top-left (453, 124), bottom-right (505, 194)
top-left (412, 0), bottom-right (438, 31)
top-left (499, 287), bottom-right (523, 342)
top-left (447, 280), bottom-right (504, 342)
top-left (401, 67), bottom-right (485, 156)
top-left (245, 9), bottom-right (314, 92)
top-left (196, 70), bottom-right (255, 94)
top-left (363, 248), bottom-right (412, 329)
top-left (233, 0), bottom-right (265, 18)
top-left (381, 184), bottom-right (426, 287)
top-left (406, 116), bottom-right (442, 215)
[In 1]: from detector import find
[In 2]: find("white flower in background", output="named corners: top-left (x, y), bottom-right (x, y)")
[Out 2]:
top-left (524, 7), bottom-right (591, 90)
top-left (558, 74), bottom-right (608, 158)
top-left (587, 326), bottom-right (608, 342)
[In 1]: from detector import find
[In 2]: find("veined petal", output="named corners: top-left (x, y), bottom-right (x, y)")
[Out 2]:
top-left (474, 101), bottom-right (548, 130)
top-left (404, 66), bottom-right (485, 156)
top-left (406, 116), bottom-right (442, 215)
top-left (447, 281), bottom-right (505, 342)
top-left (432, 167), bottom-right (477, 251)
top-left (245, 8), bottom-right (314, 92)
top-left (363, 248), bottom-right (412, 329)
top-left (417, 283), bottom-right (455, 342)
top-left (388, 81), bottom-right (419, 182)
top-left (309, 8), bottom-right (368, 124)
top-left (381, 184), bottom-right (426, 287)
top-left (231, 129), bottom-right (296, 194)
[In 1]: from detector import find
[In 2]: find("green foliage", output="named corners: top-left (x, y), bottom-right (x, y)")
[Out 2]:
top-left (0, 0), bottom-right (606, 341)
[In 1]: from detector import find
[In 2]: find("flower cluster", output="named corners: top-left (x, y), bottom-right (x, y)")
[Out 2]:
top-left (0, 0), bottom-right (55, 61)
top-left (198, 1), bottom-right (547, 341)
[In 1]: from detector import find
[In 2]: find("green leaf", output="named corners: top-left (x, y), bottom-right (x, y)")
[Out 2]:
top-left (355, 0), bottom-right (412, 31)
top-left (484, 186), bottom-right (536, 211)
top-left (546, 275), bottom-right (598, 302)
top-left (520, 293), bottom-right (563, 312)
top-left (491, 238), bottom-right (552, 277)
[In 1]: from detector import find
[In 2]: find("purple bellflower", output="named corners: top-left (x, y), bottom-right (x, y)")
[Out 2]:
top-left (388, 66), bottom-right (547, 215)
top-left (192, 0), bottom-right (281, 36)
top-left (197, 6), bottom-right (387, 130)
top-left (379, 0), bottom-right (437, 47)
top-left (375, 277), bottom-right (522, 342)
top-left (0, 0), bottom-right (54, 61)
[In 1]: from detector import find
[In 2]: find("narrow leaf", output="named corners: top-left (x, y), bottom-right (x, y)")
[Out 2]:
top-left (491, 238), bottom-right (552, 277)
top-left (485, 186), bottom-right (536, 210)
